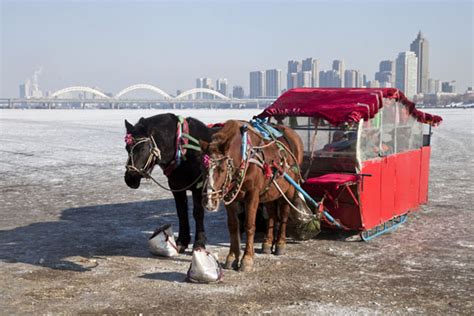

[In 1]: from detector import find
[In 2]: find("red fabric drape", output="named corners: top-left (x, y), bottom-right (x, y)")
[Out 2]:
top-left (257, 88), bottom-right (442, 126)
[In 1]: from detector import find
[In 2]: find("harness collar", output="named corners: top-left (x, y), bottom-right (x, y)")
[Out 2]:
top-left (162, 116), bottom-right (189, 176)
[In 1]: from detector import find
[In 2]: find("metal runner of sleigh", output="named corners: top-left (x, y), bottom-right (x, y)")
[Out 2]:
top-left (253, 88), bottom-right (442, 240)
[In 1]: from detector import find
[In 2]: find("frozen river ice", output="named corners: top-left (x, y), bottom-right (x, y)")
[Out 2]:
top-left (0, 108), bottom-right (472, 314)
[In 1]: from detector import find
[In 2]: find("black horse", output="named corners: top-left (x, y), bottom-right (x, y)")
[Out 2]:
top-left (124, 113), bottom-right (217, 252)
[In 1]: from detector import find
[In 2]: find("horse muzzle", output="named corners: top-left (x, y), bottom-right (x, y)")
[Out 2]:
top-left (202, 194), bottom-right (220, 212)
top-left (124, 170), bottom-right (142, 189)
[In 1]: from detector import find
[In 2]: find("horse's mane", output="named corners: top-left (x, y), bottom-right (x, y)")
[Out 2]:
top-left (210, 120), bottom-right (241, 153)
top-left (212, 120), bottom-right (240, 143)
top-left (186, 116), bottom-right (207, 130)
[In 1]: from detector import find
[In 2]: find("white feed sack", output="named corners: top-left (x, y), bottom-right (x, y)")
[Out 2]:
top-left (187, 248), bottom-right (223, 283)
top-left (148, 224), bottom-right (179, 257)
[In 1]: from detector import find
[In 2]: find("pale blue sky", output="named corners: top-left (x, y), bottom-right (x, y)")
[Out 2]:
top-left (1, 0), bottom-right (472, 97)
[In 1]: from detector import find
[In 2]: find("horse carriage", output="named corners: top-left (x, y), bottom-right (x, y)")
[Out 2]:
top-left (256, 88), bottom-right (443, 240)
top-left (124, 87), bottom-right (442, 275)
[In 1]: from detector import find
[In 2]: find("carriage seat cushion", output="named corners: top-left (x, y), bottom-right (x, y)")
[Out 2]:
top-left (304, 174), bottom-right (359, 191)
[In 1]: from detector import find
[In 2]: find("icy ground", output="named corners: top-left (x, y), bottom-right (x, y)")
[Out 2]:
top-left (0, 108), bottom-right (473, 314)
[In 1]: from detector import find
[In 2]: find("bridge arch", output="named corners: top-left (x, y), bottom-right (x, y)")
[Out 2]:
top-left (175, 88), bottom-right (230, 100)
top-left (51, 86), bottom-right (110, 99)
top-left (115, 84), bottom-right (172, 99)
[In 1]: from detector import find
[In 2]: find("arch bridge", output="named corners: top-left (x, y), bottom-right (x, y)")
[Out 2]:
top-left (51, 85), bottom-right (232, 101)
top-left (51, 86), bottom-right (111, 99)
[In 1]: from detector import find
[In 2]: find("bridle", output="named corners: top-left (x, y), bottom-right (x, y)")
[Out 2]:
top-left (125, 135), bottom-right (162, 178)
top-left (204, 126), bottom-right (252, 206)
top-left (204, 155), bottom-right (236, 203)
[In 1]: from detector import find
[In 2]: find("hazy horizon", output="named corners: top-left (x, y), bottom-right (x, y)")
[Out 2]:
top-left (1, 0), bottom-right (472, 97)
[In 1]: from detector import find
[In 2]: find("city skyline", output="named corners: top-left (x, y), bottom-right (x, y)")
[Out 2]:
top-left (11, 29), bottom-right (465, 100)
top-left (1, 0), bottom-right (472, 97)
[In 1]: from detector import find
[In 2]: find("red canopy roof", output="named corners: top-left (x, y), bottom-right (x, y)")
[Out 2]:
top-left (257, 88), bottom-right (442, 126)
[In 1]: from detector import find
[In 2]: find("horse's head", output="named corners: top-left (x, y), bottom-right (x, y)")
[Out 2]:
top-left (200, 120), bottom-right (241, 212)
top-left (124, 118), bottom-right (161, 189)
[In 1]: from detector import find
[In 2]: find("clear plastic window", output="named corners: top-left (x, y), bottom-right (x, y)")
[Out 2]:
top-left (359, 100), bottom-right (424, 160)
top-left (269, 116), bottom-right (356, 158)
top-left (396, 103), bottom-right (423, 152)
top-left (359, 113), bottom-right (381, 160)
top-left (381, 99), bottom-right (396, 155)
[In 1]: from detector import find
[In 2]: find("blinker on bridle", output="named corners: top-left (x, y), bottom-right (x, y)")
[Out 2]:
top-left (125, 133), bottom-right (161, 177)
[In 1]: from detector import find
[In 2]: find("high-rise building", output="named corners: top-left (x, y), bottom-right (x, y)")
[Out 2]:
top-left (441, 81), bottom-right (456, 93)
top-left (196, 78), bottom-right (203, 88)
top-left (362, 74), bottom-right (368, 87)
top-left (367, 80), bottom-right (380, 88)
top-left (287, 60), bottom-right (301, 90)
top-left (379, 60), bottom-right (394, 72)
top-left (319, 70), bottom-right (341, 87)
top-left (216, 78), bottom-right (228, 96)
top-left (375, 60), bottom-right (395, 87)
top-left (265, 69), bottom-right (282, 97)
top-left (302, 57), bottom-right (320, 87)
top-left (250, 71), bottom-right (265, 98)
top-left (288, 60), bottom-right (300, 74)
top-left (395, 51), bottom-right (418, 98)
top-left (19, 81), bottom-right (31, 98)
top-left (202, 78), bottom-right (213, 90)
top-left (288, 73), bottom-right (298, 90)
top-left (344, 70), bottom-right (362, 88)
top-left (297, 71), bottom-right (312, 88)
top-left (196, 77), bottom-right (213, 99)
top-left (427, 79), bottom-right (442, 94)
top-left (332, 60), bottom-right (345, 87)
top-left (232, 86), bottom-right (245, 99)
top-left (410, 31), bottom-right (430, 94)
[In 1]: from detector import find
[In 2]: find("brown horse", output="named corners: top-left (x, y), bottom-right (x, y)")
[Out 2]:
top-left (200, 120), bottom-right (303, 272)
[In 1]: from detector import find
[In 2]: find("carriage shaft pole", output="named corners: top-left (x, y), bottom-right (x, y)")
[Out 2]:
top-left (282, 172), bottom-right (342, 229)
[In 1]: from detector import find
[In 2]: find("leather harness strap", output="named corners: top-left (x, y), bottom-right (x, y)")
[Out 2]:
top-left (163, 116), bottom-right (202, 176)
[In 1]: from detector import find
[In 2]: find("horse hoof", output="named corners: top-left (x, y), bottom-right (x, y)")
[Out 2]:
top-left (261, 243), bottom-right (272, 254)
top-left (193, 241), bottom-right (206, 250)
top-left (274, 244), bottom-right (286, 256)
top-left (239, 259), bottom-right (254, 272)
top-left (194, 233), bottom-right (207, 249)
top-left (224, 255), bottom-right (238, 270)
top-left (176, 244), bottom-right (187, 254)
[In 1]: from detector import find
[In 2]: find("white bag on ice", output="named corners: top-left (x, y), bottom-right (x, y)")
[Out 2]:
top-left (187, 248), bottom-right (223, 283)
top-left (148, 224), bottom-right (179, 257)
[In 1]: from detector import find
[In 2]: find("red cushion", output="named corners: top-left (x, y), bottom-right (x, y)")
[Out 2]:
top-left (305, 174), bottom-right (359, 188)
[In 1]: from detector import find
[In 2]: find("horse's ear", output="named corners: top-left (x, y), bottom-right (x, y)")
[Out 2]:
top-left (199, 140), bottom-right (210, 153)
top-left (125, 119), bottom-right (134, 132)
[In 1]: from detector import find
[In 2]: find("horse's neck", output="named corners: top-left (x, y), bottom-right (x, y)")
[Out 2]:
top-left (187, 118), bottom-right (214, 142)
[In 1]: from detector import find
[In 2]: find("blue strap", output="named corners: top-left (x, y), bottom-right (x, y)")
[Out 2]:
top-left (241, 124), bottom-right (248, 161)
top-left (250, 118), bottom-right (283, 140)
top-left (282, 172), bottom-right (343, 229)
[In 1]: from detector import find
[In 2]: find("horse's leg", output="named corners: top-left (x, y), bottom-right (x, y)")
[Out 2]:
top-left (262, 203), bottom-right (275, 254)
top-left (275, 196), bottom-right (290, 256)
top-left (191, 187), bottom-right (206, 249)
top-left (172, 190), bottom-right (190, 253)
top-left (224, 203), bottom-right (241, 270)
top-left (240, 190), bottom-right (259, 272)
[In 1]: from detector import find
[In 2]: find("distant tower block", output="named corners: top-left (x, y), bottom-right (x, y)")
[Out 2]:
top-left (410, 31), bottom-right (430, 94)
